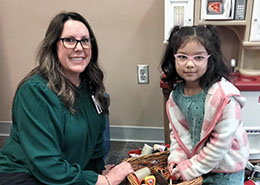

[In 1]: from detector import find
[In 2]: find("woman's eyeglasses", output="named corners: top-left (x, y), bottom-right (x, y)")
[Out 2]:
top-left (60, 37), bottom-right (94, 49)
top-left (174, 54), bottom-right (210, 64)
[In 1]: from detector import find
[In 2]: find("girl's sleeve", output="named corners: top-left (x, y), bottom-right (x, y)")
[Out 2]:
top-left (13, 81), bottom-right (98, 185)
top-left (167, 97), bottom-right (192, 164)
top-left (177, 98), bottom-right (243, 180)
top-left (168, 122), bottom-right (192, 163)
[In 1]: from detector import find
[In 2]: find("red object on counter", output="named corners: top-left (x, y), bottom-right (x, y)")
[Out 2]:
top-left (160, 73), bottom-right (172, 90)
top-left (160, 72), bottom-right (260, 91)
top-left (160, 79), bottom-right (171, 90)
top-left (244, 180), bottom-right (256, 185)
top-left (232, 72), bottom-right (260, 91)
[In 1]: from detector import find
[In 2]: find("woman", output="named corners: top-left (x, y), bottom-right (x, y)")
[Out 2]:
top-left (0, 11), bottom-right (133, 185)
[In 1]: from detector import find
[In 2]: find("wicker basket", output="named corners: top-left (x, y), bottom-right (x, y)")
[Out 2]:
top-left (123, 150), bottom-right (203, 185)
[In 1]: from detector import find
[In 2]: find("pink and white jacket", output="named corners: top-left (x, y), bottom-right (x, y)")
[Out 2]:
top-left (167, 78), bottom-right (249, 181)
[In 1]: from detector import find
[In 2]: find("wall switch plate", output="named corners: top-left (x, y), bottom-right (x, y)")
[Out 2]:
top-left (137, 64), bottom-right (149, 84)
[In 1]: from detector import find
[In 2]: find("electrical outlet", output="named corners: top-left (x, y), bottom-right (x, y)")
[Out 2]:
top-left (137, 64), bottom-right (149, 84)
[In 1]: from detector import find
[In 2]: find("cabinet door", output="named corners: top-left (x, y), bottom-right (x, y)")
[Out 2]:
top-left (164, 0), bottom-right (194, 42)
top-left (250, 0), bottom-right (260, 41)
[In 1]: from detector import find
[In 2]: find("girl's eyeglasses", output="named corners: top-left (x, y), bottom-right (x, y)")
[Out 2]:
top-left (174, 54), bottom-right (210, 64)
top-left (60, 37), bottom-right (94, 49)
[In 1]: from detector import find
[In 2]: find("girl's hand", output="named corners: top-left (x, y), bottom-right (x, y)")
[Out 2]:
top-left (168, 162), bottom-right (183, 182)
top-left (105, 161), bottom-right (134, 185)
top-left (167, 161), bottom-right (176, 174)
top-left (171, 167), bottom-right (182, 181)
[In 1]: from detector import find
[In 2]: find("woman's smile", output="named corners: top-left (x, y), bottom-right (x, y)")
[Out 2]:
top-left (69, 56), bottom-right (86, 62)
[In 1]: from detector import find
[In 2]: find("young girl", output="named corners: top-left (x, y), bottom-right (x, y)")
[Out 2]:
top-left (161, 25), bottom-right (249, 185)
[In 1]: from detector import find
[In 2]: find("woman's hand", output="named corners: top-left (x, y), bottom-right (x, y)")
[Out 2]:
top-left (102, 164), bottom-right (116, 176)
top-left (105, 161), bottom-right (134, 185)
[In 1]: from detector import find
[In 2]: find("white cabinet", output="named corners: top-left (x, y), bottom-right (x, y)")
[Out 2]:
top-left (193, 0), bottom-right (260, 75)
top-left (250, 0), bottom-right (260, 41)
top-left (164, 0), bottom-right (194, 42)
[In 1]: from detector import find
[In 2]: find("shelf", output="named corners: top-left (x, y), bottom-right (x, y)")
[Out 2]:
top-left (239, 69), bottom-right (260, 76)
top-left (242, 41), bottom-right (260, 49)
top-left (249, 159), bottom-right (260, 164)
top-left (196, 20), bottom-right (248, 26)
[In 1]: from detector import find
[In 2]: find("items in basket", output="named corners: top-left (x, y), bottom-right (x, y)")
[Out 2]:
top-left (153, 172), bottom-right (168, 185)
top-left (124, 151), bottom-right (203, 185)
top-left (128, 169), bottom-right (203, 185)
top-left (152, 166), bottom-right (170, 181)
top-left (134, 167), bottom-right (151, 182)
top-left (131, 166), bottom-right (192, 185)
top-left (129, 144), bottom-right (169, 158)
top-left (139, 175), bottom-right (156, 185)
top-left (131, 166), bottom-right (168, 185)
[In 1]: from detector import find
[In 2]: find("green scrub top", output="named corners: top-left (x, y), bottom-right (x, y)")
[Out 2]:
top-left (0, 74), bottom-right (106, 185)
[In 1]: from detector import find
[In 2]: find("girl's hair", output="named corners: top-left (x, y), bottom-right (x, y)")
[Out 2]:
top-left (14, 11), bottom-right (108, 113)
top-left (161, 25), bottom-right (230, 89)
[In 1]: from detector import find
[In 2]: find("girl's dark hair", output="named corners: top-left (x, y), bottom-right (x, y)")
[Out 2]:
top-left (161, 25), bottom-right (230, 89)
top-left (15, 11), bottom-right (108, 113)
